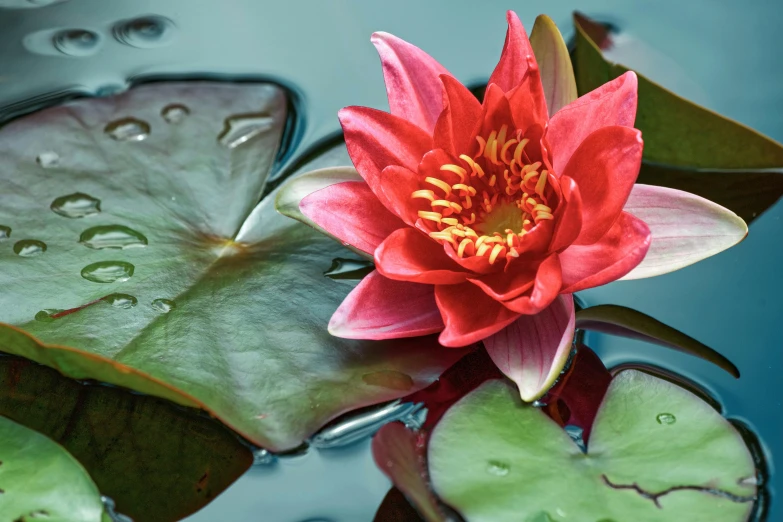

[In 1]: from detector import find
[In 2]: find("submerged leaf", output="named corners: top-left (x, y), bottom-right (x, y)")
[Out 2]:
top-left (0, 82), bottom-right (467, 451)
top-left (0, 415), bottom-right (104, 521)
top-left (575, 304), bottom-right (739, 378)
top-left (429, 372), bottom-right (756, 521)
top-left (0, 355), bottom-right (252, 521)
top-left (573, 12), bottom-right (783, 222)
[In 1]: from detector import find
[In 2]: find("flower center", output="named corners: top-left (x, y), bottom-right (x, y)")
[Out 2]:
top-left (411, 124), bottom-right (554, 264)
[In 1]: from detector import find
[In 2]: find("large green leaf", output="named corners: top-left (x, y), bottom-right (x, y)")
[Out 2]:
top-left (0, 82), bottom-right (466, 451)
top-left (0, 355), bottom-right (251, 521)
top-left (573, 12), bottom-right (783, 223)
top-left (428, 372), bottom-right (757, 522)
top-left (0, 414), bottom-right (104, 521)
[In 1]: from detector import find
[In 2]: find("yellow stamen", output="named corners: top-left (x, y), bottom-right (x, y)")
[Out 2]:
top-left (523, 170), bottom-right (539, 184)
top-left (418, 211), bottom-right (442, 224)
top-left (462, 195), bottom-right (473, 209)
top-left (535, 212), bottom-right (554, 221)
top-left (488, 244), bottom-right (505, 264)
top-left (464, 227), bottom-right (479, 238)
top-left (474, 136), bottom-right (486, 158)
top-left (476, 243), bottom-right (492, 257)
top-left (489, 175), bottom-right (497, 187)
top-left (431, 200), bottom-right (453, 210)
top-left (497, 124), bottom-right (508, 150)
top-left (430, 232), bottom-right (458, 247)
top-left (484, 130), bottom-right (497, 161)
top-left (462, 213), bottom-right (476, 225)
top-left (449, 201), bottom-right (464, 213)
top-left (533, 204), bottom-right (552, 213)
top-left (440, 164), bottom-right (467, 182)
top-left (411, 189), bottom-right (436, 201)
top-left (475, 235), bottom-right (488, 249)
top-left (490, 138), bottom-right (501, 165)
top-left (500, 138), bottom-right (518, 164)
top-left (507, 233), bottom-right (515, 247)
top-left (425, 177), bottom-right (452, 196)
top-left (441, 217), bottom-right (459, 226)
top-left (513, 138), bottom-right (530, 165)
top-left (452, 183), bottom-right (476, 195)
top-left (508, 248), bottom-right (519, 257)
top-left (535, 171), bottom-right (548, 196)
top-left (457, 238), bottom-right (473, 258)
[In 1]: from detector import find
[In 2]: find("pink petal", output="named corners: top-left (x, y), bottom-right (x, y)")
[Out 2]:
top-left (435, 283), bottom-right (520, 348)
top-left (502, 254), bottom-right (562, 314)
top-left (371, 31), bottom-right (451, 134)
top-left (621, 184), bottom-right (748, 280)
top-left (467, 262), bottom-right (538, 301)
top-left (433, 74), bottom-right (483, 156)
top-left (562, 125), bottom-right (643, 245)
top-left (484, 294), bottom-right (576, 401)
top-left (548, 71), bottom-right (638, 174)
top-left (560, 212), bottom-right (651, 293)
top-left (505, 57), bottom-right (548, 131)
top-left (329, 271), bottom-right (444, 340)
top-left (375, 227), bottom-right (469, 285)
top-left (339, 106), bottom-right (432, 190)
top-left (300, 181), bottom-right (405, 256)
top-left (549, 175), bottom-right (583, 252)
top-left (488, 11), bottom-right (538, 94)
top-left (377, 165), bottom-right (421, 226)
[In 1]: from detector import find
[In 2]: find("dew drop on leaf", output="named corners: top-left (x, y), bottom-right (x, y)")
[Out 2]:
top-left (656, 412), bottom-right (677, 425)
top-left (36, 151), bottom-right (60, 168)
top-left (217, 113), bottom-right (274, 149)
top-left (486, 460), bottom-right (510, 477)
top-left (151, 298), bottom-right (176, 313)
top-left (0, 225), bottom-right (10, 240)
top-left (50, 192), bottom-right (101, 218)
top-left (13, 239), bottom-right (47, 257)
top-left (34, 309), bottom-right (64, 322)
top-left (161, 103), bottom-right (190, 124)
top-left (80, 261), bottom-right (134, 283)
top-left (101, 293), bottom-right (138, 309)
top-left (104, 118), bottom-right (150, 142)
top-left (79, 224), bottom-right (148, 249)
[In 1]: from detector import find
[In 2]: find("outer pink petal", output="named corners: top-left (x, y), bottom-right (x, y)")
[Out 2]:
top-left (560, 212), bottom-right (651, 293)
top-left (484, 294), bottom-right (576, 401)
top-left (371, 31), bottom-right (451, 134)
top-left (433, 74), bottom-right (483, 156)
top-left (548, 71), bottom-right (638, 174)
top-left (300, 181), bottom-right (405, 256)
top-left (502, 254), bottom-right (562, 314)
top-left (467, 262), bottom-right (538, 301)
top-left (488, 11), bottom-right (538, 94)
top-left (377, 165), bottom-right (421, 226)
top-left (563, 125), bottom-right (643, 245)
top-left (339, 106), bottom-right (432, 189)
top-left (549, 175), bottom-right (583, 252)
top-left (436, 283), bottom-right (520, 348)
top-left (621, 184), bottom-right (748, 280)
top-left (329, 271), bottom-right (444, 340)
top-left (375, 228), bottom-right (469, 285)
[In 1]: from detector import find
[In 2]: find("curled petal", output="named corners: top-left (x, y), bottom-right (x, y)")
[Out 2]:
top-left (488, 11), bottom-right (539, 95)
top-left (484, 294), bottom-right (576, 401)
top-left (329, 271), bottom-right (443, 340)
top-left (548, 71), bottom-right (638, 173)
top-left (436, 283), bottom-right (520, 347)
top-left (372, 31), bottom-right (451, 133)
top-left (560, 212), bottom-right (651, 293)
top-left (502, 254), bottom-right (562, 314)
top-left (339, 106), bottom-right (432, 189)
top-left (563, 125), bottom-right (643, 245)
top-left (467, 263), bottom-right (538, 301)
top-left (299, 181), bottom-right (405, 256)
top-left (375, 228), bottom-right (469, 285)
top-left (621, 184), bottom-right (748, 280)
top-left (434, 74), bottom-right (483, 156)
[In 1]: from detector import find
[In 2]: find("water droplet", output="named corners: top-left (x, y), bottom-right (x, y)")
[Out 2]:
top-left (101, 293), bottom-right (137, 309)
top-left (52, 29), bottom-right (101, 56)
top-left (35, 309), bottom-right (64, 322)
top-left (50, 192), bottom-right (101, 218)
top-left (324, 258), bottom-right (375, 280)
top-left (79, 225), bottom-right (147, 249)
top-left (564, 424), bottom-right (586, 452)
top-left (486, 460), bottom-right (510, 477)
top-left (739, 475), bottom-right (759, 487)
top-left (252, 448), bottom-right (275, 466)
top-left (113, 16), bottom-right (175, 48)
top-left (151, 298), bottom-right (175, 313)
top-left (80, 261), bottom-right (134, 283)
top-left (13, 239), bottom-right (47, 257)
top-left (0, 225), bottom-right (10, 240)
top-left (104, 118), bottom-right (150, 142)
top-left (362, 370), bottom-right (414, 391)
top-left (656, 412), bottom-right (676, 425)
top-left (217, 112), bottom-right (274, 148)
top-left (95, 84), bottom-right (128, 97)
top-left (36, 151), bottom-right (60, 168)
top-left (161, 103), bottom-right (190, 123)
top-left (532, 400), bottom-right (547, 408)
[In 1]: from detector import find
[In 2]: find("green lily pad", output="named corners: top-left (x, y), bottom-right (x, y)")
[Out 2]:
top-left (0, 82), bottom-right (466, 451)
top-left (573, 12), bottom-right (783, 223)
top-left (0, 414), bottom-right (104, 521)
top-left (0, 355), bottom-right (252, 521)
top-left (428, 372), bottom-right (756, 522)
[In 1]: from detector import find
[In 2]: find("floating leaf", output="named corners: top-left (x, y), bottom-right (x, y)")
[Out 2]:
top-left (429, 372), bottom-right (757, 521)
top-left (372, 422), bottom-right (446, 522)
top-left (573, 12), bottom-right (783, 222)
top-left (575, 304), bottom-right (739, 377)
top-left (0, 415), bottom-right (104, 521)
top-left (0, 82), bottom-right (467, 451)
top-left (0, 355), bottom-right (252, 521)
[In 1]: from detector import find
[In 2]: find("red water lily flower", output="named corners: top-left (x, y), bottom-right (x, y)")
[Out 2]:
top-left (287, 12), bottom-right (747, 400)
